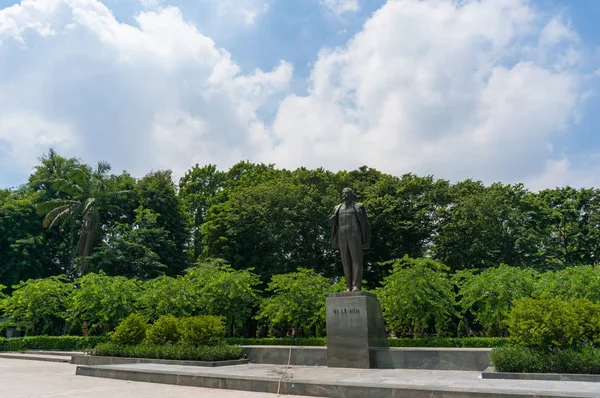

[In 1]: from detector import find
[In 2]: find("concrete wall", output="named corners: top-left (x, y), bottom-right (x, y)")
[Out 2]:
top-left (242, 346), bottom-right (491, 371)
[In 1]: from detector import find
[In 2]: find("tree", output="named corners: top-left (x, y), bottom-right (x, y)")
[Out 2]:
top-left (87, 207), bottom-right (169, 278)
top-left (138, 275), bottom-right (194, 321)
top-left (534, 265), bottom-right (600, 302)
top-left (179, 164), bottom-right (226, 260)
top-left (454, 264), bottom-right (538, 337)
top-left (256, 268), bottom-right (331, 337)
top-left (3, 276), bottom-right (73, 335)
top-left (37, 160), bottom-right (126, 275)
top-left (0, 188), bottom-right (61, 287)
top-left (377, 256), bottom-right (457, 338)
top-left (184, 259), bottom-right (261, 336)
top-left (136, 170), bottom-right (190, 275)
top-left (68, 272), bottom-right (141, 335)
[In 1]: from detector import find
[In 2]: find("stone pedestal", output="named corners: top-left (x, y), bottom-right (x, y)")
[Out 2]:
top-left (326, 291), bottom-right (388, 368)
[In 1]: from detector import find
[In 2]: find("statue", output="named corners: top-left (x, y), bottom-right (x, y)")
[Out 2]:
top-left (329, 188), bottom-right (371, 291)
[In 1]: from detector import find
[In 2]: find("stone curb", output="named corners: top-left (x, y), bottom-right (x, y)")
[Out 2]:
top-left (482, 366), bottom-right (600, 383)
top-left (72, 355), bottom-right (249, 367)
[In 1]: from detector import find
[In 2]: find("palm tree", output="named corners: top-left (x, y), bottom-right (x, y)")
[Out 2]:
top-left (38, 161), bottom-right (126, 276)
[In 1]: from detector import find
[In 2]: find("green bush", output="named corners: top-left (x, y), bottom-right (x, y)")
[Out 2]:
top-left (224, 337), bottom-right (509, 348)
top-left (93, 341), bottom-right (243, 361)
top-left (508, 298), bottom-right (600, 349)
top-left (491, 346), bottom-right (600, 374)
top-left (145, 315), bottom-right (180, 345)
top-left (0, 336), bottom-right (107, 352)
top-left (110, 314), bottom-right (148, 345)
top-left (179, 316), bottom-right (225, 346)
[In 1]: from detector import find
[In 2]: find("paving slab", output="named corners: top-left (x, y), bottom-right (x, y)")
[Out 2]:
top-left (0, 358), bottom-right (305, 398)
top-left (76, 362), bottom-right (600, 397)
top-left (0, 352), bottom-right (71, 363)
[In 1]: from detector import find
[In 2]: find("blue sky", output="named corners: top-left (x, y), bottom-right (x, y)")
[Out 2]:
top-left (1, 0), bottom-right (599, 190)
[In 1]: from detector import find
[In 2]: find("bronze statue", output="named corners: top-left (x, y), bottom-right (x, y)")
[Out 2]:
top-left (329, 188), bottom-right (371, 291)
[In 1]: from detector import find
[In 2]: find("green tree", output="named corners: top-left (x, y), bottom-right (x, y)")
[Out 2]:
top-left (68, 272), bottom-right (141, 335)
top-left (377, 256), bottom-right (456, 338)
top-left (138, 276), bottom-right (194, 321)
top-left (136, 170), bottom-right (190, 275)
top-left (433, 182), bottom-right (538, 271)
top-left (184, 259), bottom-right (261, 336)
top-left (179, 164), bottom-right (226, 260)
top-left (0, 188), bottom-right (61, 287)
top-left (454, 264), bottom-right (538, 336)
top-left (256, 268), bottom-right (330, 337)
top-left (534, 265), bottom-right (600, 302)
top-left (37, 160), bottom-right (126, 275)
top-left (88, 207), bottom-right (169, 278)
top-left (3, 276), bottom-right (73, 335)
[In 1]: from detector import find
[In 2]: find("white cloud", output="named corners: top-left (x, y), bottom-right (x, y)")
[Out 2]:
top-left (0, 0), bottom-right (596, 189)
top-left (265, 0), bottom-right (592, 186)
top-left (319, 0), bottom-right (359, 15)
top-left (0, 0), bottom-right (291, 180)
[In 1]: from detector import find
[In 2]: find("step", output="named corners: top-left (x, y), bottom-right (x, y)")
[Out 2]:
top-left (75, 362), bottom-right (600, 398)
top-left (0, 353), bottom-right (71, 363)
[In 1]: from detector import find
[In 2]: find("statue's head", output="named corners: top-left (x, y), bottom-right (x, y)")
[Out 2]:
top-left (342, 187), bottom-right (354, 202)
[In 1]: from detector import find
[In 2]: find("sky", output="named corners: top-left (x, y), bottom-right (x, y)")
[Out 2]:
top-left (1, 0), bottom-right (600, 190)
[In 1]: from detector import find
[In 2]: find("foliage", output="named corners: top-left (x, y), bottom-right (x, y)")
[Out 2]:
top-left (491, 346), bottom-right (600, 374)
top-left (377, 256), bottom-right (457, 338)
top-left (256, 268), bottom-right (330, 337)
top-left (455, 264), bottom-right (538, 336)
top-left (138, 276), bottom-right (193, 320)
top-left (110, 314), bottom-right (148, 345)
top-left (507, 298), bottom-right (600, 350)
top-left (136, 170), bottom-right (190, 275)
top-left (145, 315), bottom-right (181, 345)
top-left (37, 160), bottom-right (127, 275)
top-left (0, 336), bottom-right (107, 352)
top-left (68, 272), bottom-right (142, 334)
top-left (88, 207), bottom-right (168, 279)
top-left (92, 341), bottom-right (244, 361)
top-left (184, 259), bottom-right (261, 336)
top-left (534, 266), bottom-right (600, 302)
top-left (179, 316), bottom-right (226, 346)
top-left (3, 276), bottom-right (73, 335)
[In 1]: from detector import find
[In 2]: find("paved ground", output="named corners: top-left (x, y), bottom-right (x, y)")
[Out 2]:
top-left (0, 358), bottom-right (305, 398)
top-left (81, 362), bottom-right (600, 397)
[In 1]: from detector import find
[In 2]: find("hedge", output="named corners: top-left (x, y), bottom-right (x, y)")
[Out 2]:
top-left (225, 337), bottom-right (509, 348)
top-left (0, 336), bottom-right (108, 352)
top-left (93, 342), bottom-right (244, 361)
top-left (491, 346), bottom-right (600, 374)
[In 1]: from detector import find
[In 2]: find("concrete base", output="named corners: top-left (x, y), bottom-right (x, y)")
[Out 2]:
top-left (482, 366), bottom-right (600, 382)
top-left (326, 291), bottom-right (388, 368)
top-left (243, 345), bottom-right (491, 371)
top-left (0, 353), bottom-right (71, 363)
top-left (75, 362), bottom-right (600, 397)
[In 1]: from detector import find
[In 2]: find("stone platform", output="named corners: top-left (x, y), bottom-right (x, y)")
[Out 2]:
top-left (76, 362), bottom-right (600, 397)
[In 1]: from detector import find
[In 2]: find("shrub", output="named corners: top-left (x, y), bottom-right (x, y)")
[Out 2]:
top-left (110, 314), bottom-right (148, 345)
top-left (179, 315), bottom-right (225, 346)
top-left (0, 336), bottom-right (107, 352)
top-left (93, 341), bottom-right (243, 361)
top-left (146, 315), bottom-right (181, 345)
top-left (491, 346), bottom-right (600, 374)
top-left (508, 298), bottom-right (600, 349)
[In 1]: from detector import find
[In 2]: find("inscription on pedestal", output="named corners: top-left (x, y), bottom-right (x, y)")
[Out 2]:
top-left (326, 291), bottom-right (388, 369)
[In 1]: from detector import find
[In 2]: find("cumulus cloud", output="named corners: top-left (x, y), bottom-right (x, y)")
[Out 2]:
top-left (0, 0), bottom-right (596, 189)
top-left (0, 0), bottom-right (291, 181)
top-left (266, 0), bottom-right (591, 185)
